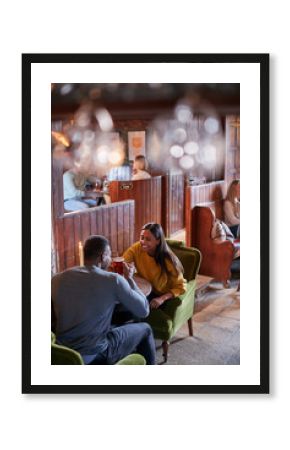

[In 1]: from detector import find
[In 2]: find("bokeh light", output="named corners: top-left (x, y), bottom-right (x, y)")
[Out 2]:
top-left (51, 87), bottom-right (227, 183)
top-left (204, 117), bottom-right (219, 134)
top-left (60, 84), bottom-right (73, 95)
top-left (202, 144), bottom-right (217, 167)
top-left (95, 108), bottom-right (113, 132)
top-left (170, 145), bottom-right (184, 158)
top-left (175, 104), bottom-right (193, 123)
top-left (96, 145), bottom-right (110, 164)
top-left (184, 141), bottom-right (199, 155)
top-left (173, 127), bottom-right (187, 144)
top-left (179, 155), bottom-right (194, 170)
top-left (108, 150), bottom-right (124, 165)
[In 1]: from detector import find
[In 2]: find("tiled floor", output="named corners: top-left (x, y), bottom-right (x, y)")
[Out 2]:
top-left (155, 280), bottom-right (240, 365)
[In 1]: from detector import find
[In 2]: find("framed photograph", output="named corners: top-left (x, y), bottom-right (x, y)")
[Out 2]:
top-left (22, 53), bottom-right (269, 394)
top-left (128, 130), bottom-right (146, 160)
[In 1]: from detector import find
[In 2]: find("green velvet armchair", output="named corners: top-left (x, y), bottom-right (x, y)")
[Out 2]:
top-left (146, 240), bottom-right (201, 363)
top-left (51, 332), bottom-right (146, 365)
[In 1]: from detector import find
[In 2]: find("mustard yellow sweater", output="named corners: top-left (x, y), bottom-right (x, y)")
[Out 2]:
top-left (123, 242), bottom-right (186, 297)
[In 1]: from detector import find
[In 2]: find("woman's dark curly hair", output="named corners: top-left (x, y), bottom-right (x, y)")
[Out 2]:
top-left (141, 223), bottom-right (183, 277)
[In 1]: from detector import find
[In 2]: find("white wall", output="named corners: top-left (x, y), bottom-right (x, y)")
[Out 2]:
top-left (0, 1), bottom-right (286, 450)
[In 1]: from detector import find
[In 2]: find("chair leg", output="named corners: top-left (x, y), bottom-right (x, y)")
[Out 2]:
top-left (162, 341), bottom-right (169, 363)
top-left (188, 317), bottom-right (193, 336)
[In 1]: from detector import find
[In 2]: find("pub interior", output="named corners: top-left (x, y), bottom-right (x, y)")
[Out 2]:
top-left (51, 83), bottom-right (240, 365)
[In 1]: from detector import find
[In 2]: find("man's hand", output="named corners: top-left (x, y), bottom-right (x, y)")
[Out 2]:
top-left (84, 191), bottom-right (99, 199)
top-left (123, 262), bottom-right (135, 280)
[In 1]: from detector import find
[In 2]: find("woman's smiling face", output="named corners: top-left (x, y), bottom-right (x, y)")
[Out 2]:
top-left (140, 229), bottom-right (160, 255)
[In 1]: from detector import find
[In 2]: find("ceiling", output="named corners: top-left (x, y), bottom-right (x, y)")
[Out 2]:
top-left (51, 83), bottom-right (240, 120)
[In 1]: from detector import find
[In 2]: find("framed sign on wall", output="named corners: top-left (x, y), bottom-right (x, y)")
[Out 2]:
top-left (128, 130), bottom-right (146, 160)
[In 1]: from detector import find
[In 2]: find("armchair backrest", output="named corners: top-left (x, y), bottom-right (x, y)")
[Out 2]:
top-left (192, 206), bottom-right (215, 245)
top-left (51, 332), bottom-right (84, 365)
top-left (167, 240), bottom-right (201, 282)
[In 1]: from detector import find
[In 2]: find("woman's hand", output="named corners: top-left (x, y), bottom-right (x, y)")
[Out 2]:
top-left (150, 292), bottom-right (174, 309)
top-left (123, 262), bottom-right (135, 280)
top-left (150, 296), bottom-right (166, 309)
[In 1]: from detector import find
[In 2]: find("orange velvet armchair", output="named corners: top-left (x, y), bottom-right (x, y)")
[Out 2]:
top-left (189, 206), bottom-right (235, 287)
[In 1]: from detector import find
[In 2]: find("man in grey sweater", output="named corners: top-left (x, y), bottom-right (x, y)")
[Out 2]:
top-left (52, 235), bottom-right (156, 364)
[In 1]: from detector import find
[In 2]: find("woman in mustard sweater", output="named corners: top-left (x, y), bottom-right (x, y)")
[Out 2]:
top-left (123, 223), bottom-right (186, 309)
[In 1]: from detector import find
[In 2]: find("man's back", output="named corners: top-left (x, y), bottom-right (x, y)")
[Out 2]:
top-left (52, 265), bottom-right (149, 356)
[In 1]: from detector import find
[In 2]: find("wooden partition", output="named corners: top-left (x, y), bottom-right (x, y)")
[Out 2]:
top-left (54, 200), bottom-right (135, 272)
top-left (51, 158), bottom-right (135, 273)
top-left (185, 181), bottom-right (225, 247)
top-left (161, 173), bottom-right (185, 237)
top-left (109, 177), bottom-right (162, 241)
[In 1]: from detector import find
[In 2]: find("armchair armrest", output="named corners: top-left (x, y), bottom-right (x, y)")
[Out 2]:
top-left (116, 354), bottom-right (146, 365)
top-left (199, 239), bottom-right (234, 284)
top-left (163, 279), bottom-right (196, 317)
top-left (209, 239), bottom-right (235, 261)
top-left (161, 280), bottom-right (197, 337)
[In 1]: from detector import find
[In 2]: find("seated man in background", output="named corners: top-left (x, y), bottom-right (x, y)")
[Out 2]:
top-left (63, 156), bottom-right (100, 211)
top-left (51, 235), bottom-right (156, 365)
top-left (63, 151), bottom-right (102, 211)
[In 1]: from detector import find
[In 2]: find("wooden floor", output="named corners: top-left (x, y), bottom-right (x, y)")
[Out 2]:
top-left (162, 228), bottom-right (240, 365)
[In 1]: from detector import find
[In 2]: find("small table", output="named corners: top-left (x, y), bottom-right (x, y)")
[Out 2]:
top-left (195, 274), bottom-right (213, 297)
top-left (134, 275), bottom-right (152, 297)
top-left (84, 189), bottom-right (106, 204)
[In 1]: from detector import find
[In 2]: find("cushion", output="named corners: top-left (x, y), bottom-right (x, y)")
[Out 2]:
top-left (169, 245), bottom-right (201, 281)
top-left (166, 239), bottom-right (185, 248)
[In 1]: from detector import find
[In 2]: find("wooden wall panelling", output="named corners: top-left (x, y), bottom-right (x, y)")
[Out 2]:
top-left (51, 215), bottom-right (58, 275)
top-left (185, 186), bottom-right (192, 247)
top-left (225, 115), bottom-right (240, 184)
top-left (96, 207), bottom-right (104, 236)
top-left (55, 219), bottom-right (65, 271)
top-left (63, 215), bottom-right (76, 269)
top-left (161, 175), bottom-right (170, 235)
top-left (53, 201), bottom-right (135, 272)
top-left (89, 209), bottom-right (97, 236)
top-left (102, 204), bottom-right (110, 239)
top-left (129, 200), bottom-right (134, 248)
top-left (151, 176), bottom-right (158, 229)
top-left (51, 157), bottom-right (64, 218)
top-left (73, 213), bottom-right (81, 266)
top-left (116, 208), bottom-right (125, 255)
top-left (172, 174), bottom-right (185, 234)
top-left (81, 212), bottom-right (91, 242)
top-left (161, 174), bottom-right (185, 237)
top-left (109, 177), bottom-right (162, 242)
top-left (123, 202), bottom-right (130, 251)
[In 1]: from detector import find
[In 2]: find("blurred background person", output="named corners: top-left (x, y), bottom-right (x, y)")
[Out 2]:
top-left (107, 162), bottom-right (131, 181)
top-left (63, 153), bottom-right (99, 211)
top-left (224, 179), bottom-right (240, 238)
top-left (132, 155), bottom-right (151, 180)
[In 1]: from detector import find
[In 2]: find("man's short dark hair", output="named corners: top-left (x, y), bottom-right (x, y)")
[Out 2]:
top-left (84, 235), bottom-right (110, 260)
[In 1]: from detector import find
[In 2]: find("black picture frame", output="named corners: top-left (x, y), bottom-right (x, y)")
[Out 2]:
top-left (22, 53), bottom-right (269, 394)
